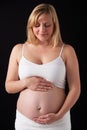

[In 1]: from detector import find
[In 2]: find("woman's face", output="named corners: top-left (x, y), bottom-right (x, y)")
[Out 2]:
top-left (32, 13), bottom-right (54, 42)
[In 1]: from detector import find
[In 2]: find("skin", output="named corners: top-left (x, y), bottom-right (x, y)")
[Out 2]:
top-left (5, 13), bottom-right (81, 125)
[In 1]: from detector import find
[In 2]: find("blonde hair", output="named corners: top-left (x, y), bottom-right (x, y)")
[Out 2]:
top-left (26, 3), bottom-right (62, 47)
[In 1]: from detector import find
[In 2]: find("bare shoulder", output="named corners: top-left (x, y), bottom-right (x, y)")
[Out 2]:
top-left (11, 43), bottom-right (23, 52)
top-left (62, 43), bottom-right (78, 64)
top-left (64, 43), bottom-right (75, 52)
top-left (11, 43), bottom-right (24, 56)
top-left (64, 44), bottom-right (76, 56)
top-left (10, 43), bottom-right (24, 61)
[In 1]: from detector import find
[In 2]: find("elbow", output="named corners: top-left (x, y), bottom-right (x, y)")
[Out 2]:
top-left (76, 84), bottom-right (81, 101)
top-left (5, 82), bottom-right (12, 94)
top-left (5, 86), bottom-right (10, 94)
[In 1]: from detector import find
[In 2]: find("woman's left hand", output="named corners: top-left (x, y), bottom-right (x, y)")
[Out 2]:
top-left (33, 113), bottom-right (58, 124)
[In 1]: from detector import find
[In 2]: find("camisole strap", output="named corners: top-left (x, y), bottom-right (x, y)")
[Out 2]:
top-left (59, 44), bottom-right (64, 57)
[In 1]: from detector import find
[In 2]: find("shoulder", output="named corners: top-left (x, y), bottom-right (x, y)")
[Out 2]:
top-left (10, 43), bottom-right (24, 61)
top-left (64, 43), bottom-right (75, 50)
top-left (62, 43), bottom-right (77, 62)
top-left (63, 43), bottom-right (76, 56)
top-left (10, 43), bottom-right (24, 56)
top-left (11, 43), bottom-right (23, 52)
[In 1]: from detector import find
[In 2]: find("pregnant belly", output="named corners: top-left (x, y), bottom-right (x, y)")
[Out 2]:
top-left (17, 87), bottom-right (66, 119)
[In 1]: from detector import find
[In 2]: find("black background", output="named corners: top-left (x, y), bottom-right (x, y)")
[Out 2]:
top-left (0, 0), bottom-right (86, 130)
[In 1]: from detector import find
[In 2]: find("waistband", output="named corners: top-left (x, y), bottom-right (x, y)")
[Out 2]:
top-left (15, 110), bottom-right (71, 130)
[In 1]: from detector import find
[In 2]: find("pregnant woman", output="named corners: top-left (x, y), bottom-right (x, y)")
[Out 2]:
top-left (5, 3), bottom-right (81, 130)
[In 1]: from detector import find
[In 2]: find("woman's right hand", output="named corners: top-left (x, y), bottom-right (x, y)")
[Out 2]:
top-left (25, 76), bottom-right (53, 91)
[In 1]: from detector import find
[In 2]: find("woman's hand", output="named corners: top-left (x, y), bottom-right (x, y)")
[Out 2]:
top-left (33, 113), bottom-right (59, 124)
top-left (25, 76), bottom-right (53, 91)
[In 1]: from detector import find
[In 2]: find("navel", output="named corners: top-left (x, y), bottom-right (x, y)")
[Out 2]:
top-left (37, 106), bottom-right (41, 111)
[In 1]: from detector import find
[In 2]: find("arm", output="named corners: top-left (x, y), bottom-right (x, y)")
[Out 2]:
top-left (5, 44), bottom-right (26, 93)
top-left (5, 44), bottom-right (53, 94)
top-left (56, 44), bottom-right (81, 119)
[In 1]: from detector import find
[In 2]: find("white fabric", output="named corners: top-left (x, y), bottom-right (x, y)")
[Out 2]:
top-left (18, 44), bottom-right (66, 89)
top-left (15, 110), bottom-right (71, 130)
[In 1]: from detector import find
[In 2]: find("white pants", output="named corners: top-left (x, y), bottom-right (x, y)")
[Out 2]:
top-left (15, 110), bottom-right (71, 130)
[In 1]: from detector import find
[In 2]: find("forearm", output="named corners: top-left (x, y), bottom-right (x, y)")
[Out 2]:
top-left (56, 87), bottom-right (80, 119)
top-left (5, 79), bottom-right (26, 94)
top-left (5, 76), bottom-right (54, 94)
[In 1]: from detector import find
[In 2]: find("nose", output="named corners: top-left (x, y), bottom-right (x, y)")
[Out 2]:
top-left (40, 25), bottom-right (46, 32)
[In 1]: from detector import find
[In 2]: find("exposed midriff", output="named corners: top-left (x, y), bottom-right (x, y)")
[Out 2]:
top-left (17, 87), bottom-right (66, 120)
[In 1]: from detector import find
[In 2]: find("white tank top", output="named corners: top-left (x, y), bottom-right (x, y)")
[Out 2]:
top-left (18, 44), bottom-right (66, 89)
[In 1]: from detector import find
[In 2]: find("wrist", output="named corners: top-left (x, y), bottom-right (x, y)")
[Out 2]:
top-left (22, 78), bottom-right (27, 89)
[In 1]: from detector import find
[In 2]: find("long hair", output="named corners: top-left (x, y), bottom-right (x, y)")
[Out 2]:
top-left (26, 3), bottom-right (62, 47)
